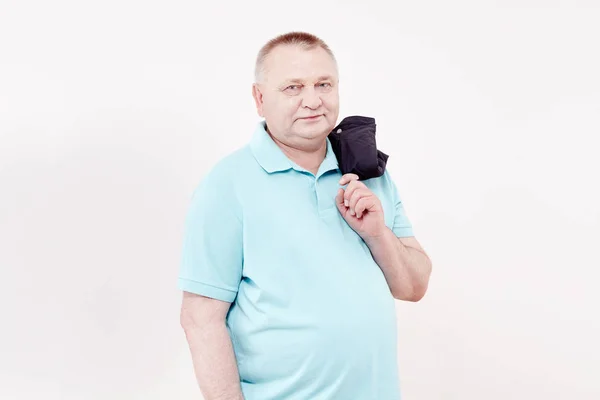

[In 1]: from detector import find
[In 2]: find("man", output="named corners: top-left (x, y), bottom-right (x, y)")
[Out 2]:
top-left (178, 32), bottom-right (432, 400)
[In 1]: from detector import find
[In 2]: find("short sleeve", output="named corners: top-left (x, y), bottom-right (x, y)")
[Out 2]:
top-left (178, 169), bottom-right (243, 303)
top-left (385, 171), bottom-right (414, 238)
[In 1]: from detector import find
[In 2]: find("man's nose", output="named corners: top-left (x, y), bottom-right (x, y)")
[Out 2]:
top-left (301, 87), bottom-right (323, 109)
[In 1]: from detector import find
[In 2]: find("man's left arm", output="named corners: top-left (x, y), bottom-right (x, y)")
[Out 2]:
top-left (336, 173), bottom-right (432, 301)
top-left (363, 232), bottom-right (432, 301)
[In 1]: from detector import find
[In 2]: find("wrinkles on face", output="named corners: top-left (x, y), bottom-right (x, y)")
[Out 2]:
top-left (255, 45), bottom-right (340, 148)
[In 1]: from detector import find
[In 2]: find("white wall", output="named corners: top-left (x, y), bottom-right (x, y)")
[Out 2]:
top-left (1, 1), bottom-right (598, 399)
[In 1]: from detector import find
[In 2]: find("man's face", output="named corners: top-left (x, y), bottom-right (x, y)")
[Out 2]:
top-left (252, 45), bottom-right (340, 149)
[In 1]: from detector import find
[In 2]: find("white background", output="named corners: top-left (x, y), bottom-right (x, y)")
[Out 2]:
top-left (1, 1), bottom-right (599, 399)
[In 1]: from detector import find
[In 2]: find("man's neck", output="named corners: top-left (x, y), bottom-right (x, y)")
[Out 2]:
top-left (271, 135), bottom-right (327, 176)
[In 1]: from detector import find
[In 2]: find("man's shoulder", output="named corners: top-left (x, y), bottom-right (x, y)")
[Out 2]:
top-left (193, 143), bottom-right (258, 194)
top-left (206, 145), bottom-right (253, 177)
top-left (363, 169), bottom-right (409, 205)
top-left (364, 169), bottom-right (395, 192)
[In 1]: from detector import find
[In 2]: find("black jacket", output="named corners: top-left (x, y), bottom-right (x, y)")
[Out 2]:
top-left (328, 116), bottom-right (388, 181)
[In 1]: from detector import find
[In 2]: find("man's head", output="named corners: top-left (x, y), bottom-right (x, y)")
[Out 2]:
top-left (252, 32), bottom-right (340, 151)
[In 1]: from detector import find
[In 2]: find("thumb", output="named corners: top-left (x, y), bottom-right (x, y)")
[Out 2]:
top-left (335, 188), bottom-right (347, 215)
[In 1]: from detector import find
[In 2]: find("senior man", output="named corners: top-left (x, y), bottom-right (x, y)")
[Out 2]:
top-left (178, 31), bottom-right (432, 400)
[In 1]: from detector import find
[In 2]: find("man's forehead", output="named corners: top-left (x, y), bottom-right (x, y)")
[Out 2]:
top-left (263, 45), bottom-right (337, 83)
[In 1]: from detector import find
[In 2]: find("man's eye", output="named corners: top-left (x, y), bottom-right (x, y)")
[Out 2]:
top-left (286, 85), bottom-right (301, 90)
top-left (319, 82), bottom-right (332, 88)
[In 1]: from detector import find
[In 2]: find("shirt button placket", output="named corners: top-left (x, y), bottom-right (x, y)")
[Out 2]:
top-left (314, 177), bottom-right (319, 210)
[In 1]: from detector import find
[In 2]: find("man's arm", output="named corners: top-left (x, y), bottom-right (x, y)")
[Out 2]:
top-left (336, 173), bottom-right (432, 302)
top-left (180, 291), bottom-right (244, 400)
top-left (364, 232), bottom-right (432, 301)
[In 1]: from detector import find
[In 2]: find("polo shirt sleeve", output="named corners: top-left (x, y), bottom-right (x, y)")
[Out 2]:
top-left (178, 168), bottom-right (243, 303)
top-left (385, 171), bottom-right (415, 238)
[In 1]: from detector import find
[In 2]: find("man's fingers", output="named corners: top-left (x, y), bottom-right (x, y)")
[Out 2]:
top-left (343, 180), bottom-right (366, 206)
top-left (348, 189), bottom-right (369, 215)
top-left (337, 177), bottom-right (374, 219)
top-left (339, 173), bottom-right (360, 186)
top-left (335, 188), bottom-right (347, 214)
top-left (335, 188), bottom-right (345, 206)
top-left (336, 176), bottom-right (379, 220)
top-left (355, 197), bottom-right (374, 218)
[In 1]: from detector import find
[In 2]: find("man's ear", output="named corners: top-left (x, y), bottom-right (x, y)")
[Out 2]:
top-left (252, 84), bottom-right (264, 117)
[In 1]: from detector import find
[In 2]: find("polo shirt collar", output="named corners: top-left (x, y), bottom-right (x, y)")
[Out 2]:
top-left (250, 120), bottom-right (339, 176)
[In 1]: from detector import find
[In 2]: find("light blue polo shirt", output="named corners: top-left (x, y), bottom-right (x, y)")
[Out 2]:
top-left (179, 121), bottom-right (414, 400)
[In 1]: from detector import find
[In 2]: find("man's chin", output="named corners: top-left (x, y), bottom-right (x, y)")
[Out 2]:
top-left (295, 120), bottom-right (333, 138)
